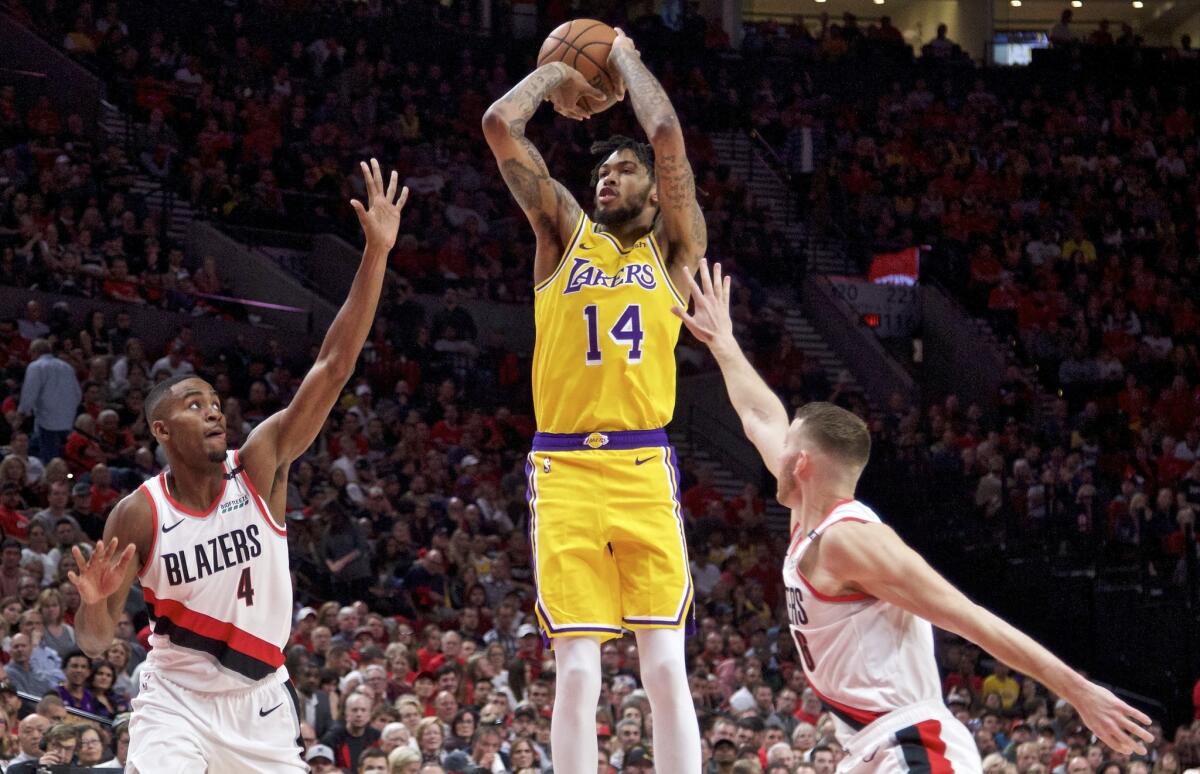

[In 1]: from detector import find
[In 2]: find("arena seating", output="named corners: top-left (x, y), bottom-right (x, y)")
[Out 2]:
top-left (0, 0), bottom-right (1194, 771)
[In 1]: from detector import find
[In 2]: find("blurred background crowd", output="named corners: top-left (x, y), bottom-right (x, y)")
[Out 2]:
top-left (0, 0), bottom-right (1197, 771)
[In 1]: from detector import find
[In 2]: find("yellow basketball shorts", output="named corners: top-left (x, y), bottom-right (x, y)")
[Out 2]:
top-left (525, 429), bottom-right (694, 642)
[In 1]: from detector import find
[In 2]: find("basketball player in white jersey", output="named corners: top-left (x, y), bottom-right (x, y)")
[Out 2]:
top-left (675, 260), bottom-right (1153, 773)
top-left (66, 160), bottom-right (409, 773)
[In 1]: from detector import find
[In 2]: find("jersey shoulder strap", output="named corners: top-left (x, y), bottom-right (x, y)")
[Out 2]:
top-left (807, 499), bottom-right (882, 541)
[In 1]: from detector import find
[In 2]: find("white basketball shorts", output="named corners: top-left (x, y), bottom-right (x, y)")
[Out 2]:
top-left (836, 699), bottom-right (982, 774)
top-left (128, 670), bottom-right (306, 773)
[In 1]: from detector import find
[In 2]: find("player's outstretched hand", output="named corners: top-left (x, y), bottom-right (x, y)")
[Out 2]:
top-left (68, 538), bottom-right (137, 607)
top-left (350, 158), bottom-right (410, 254)
top-left (1073, 682), bottom-right (1154, 756)
top-left (672, 258), bottom-right (734, 347)
top-left (606, 28), bottom-right (637, 102)
top-left (547, 66), bottom-right (607, 121)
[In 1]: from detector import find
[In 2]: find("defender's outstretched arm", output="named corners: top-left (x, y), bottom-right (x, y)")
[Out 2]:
top-left (674, 260), bottom-right (788, 477)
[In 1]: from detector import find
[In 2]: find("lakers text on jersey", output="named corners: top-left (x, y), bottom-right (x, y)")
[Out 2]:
top-left (532, 213), bottom-right (684, 435)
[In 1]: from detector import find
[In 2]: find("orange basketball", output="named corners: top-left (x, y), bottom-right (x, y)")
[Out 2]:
top-left (537, 19), bottom-right (618, 114)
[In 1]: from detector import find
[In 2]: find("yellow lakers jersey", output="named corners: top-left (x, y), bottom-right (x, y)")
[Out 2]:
top-left (532, 213), bottom-right (685, 433)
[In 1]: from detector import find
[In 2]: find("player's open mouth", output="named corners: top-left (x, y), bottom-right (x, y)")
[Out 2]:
top-left (598, 188), bottom-right (617, 205)
top-left (205, 429), bottom-right (225, 440)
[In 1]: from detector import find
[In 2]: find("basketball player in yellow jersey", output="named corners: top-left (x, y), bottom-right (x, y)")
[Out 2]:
top-left (483, 28), bottom-right (705, 774)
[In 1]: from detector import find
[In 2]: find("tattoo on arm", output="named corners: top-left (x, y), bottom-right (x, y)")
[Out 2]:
top-left (610, 50), bottom-right (706, 254)
top-left (494, 63), bottom-right (569, 124)
top-left (488, 65), bottom-right (581, 234)
top-left (656, 151), bottom-right (706, 247)
top-left (610, 48), bottom-right (679, 134)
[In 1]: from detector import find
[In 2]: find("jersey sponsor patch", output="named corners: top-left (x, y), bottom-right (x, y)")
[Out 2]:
top-left (219, 494), bottom-right (249, 515)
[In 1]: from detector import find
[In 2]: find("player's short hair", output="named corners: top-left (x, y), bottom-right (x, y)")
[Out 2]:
top-left (794, 402), bottom-right (871, 469)
top-left (590, 135), bottom-right (655, 186)
top-left (144, 373), bottom-right (202, 424)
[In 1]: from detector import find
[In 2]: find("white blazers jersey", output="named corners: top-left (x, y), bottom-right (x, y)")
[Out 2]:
top-left (137, 449), bottom-right (291, 693)
top-left (783, 500), bottom-right (943, 741)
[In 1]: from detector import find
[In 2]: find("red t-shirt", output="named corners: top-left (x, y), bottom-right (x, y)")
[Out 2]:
top-left (430, 421), bottom-right (463, 448)
top-left (102, 278), bottom-right (141, 301)
top-left (0, 507), bottom-right (29, 541)
top-left (683, 485), bottom-right (724, 519)
top-left (90, 486), bottom-right (120, 517)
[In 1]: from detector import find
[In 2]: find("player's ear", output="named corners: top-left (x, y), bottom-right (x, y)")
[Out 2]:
top-left (151, 419), bottom-right (168, 443)
top-left (792, 450), bottom-right (809, 479)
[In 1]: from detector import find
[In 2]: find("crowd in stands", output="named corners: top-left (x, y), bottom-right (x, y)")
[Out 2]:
top-left (2, 0), bottom-right (796, 305)
top-left (0, 0), bottom-right (1197, 772)
top-left (0, 298), bottom-right (1189, 773)
top-left (756, 19), bottom-right (1200, 581)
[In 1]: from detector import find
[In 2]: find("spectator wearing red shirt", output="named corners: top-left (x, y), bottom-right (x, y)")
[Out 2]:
top-left (63, 415), bottom-right (103, 478)
top-left (0, 484), bottom-right (29, 542)
top-left (0, 539), bottom-right (22, 597)
top-left (0, 319), bottom-right (30, 369)
top-left (88, 464), bottom-right (120, 519)
top-left (943, 650), bottom-right (983, 700)
top-left (101, 257), bottom-right (143, 304)
top-left (423, 629), bottom-right (465, 674)
top-left (683, 468), bottom-right (724, 520)
top-left (430, 406), bottom-right (463, 449)
top-left (726, 482), bottom-right (765, 527)
top-left (95, 409), bottom-right (137, 467)
top-left (793, 688), bottom-right (822, 726)
top-left (290, 607), bottom-right (319, 651)
top-left (1155, 376), bottom-right (1197, 437)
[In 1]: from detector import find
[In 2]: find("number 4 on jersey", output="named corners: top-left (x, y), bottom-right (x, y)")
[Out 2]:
top-left (584, 304), bottom-right (644, 364)
top-left (237, 567), bottom-right (255, 606)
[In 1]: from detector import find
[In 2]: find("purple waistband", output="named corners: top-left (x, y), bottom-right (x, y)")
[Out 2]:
top-left (532, 429), bottom-right (670, 451)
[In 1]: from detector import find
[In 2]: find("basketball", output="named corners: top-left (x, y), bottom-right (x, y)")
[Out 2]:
top-left (537, 19), bottom-right (617, 114)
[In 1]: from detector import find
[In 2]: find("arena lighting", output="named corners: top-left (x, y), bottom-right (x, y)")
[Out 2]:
top-left (1010, 0), bottom-right (1021, 6)
top-left (874, 0), bottom-right (885, 5)
top-left (1131, 0), bottom-right (1143, 6)
top-left (1071, 0), bottom-right (1082, 7)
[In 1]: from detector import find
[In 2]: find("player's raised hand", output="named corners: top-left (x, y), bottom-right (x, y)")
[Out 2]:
top-left (68, 538), bottom-right (137, 606)
top-left (547, 66), bottom-right (607, 121)
top-left (1072, 682), bottom-right (1154, 756)
top-left (605, 28), bottom-right (637, 102)
top-left (672, 258), bottom-right (734, 347)
top-left (350, 158), bottom-right (410, 254)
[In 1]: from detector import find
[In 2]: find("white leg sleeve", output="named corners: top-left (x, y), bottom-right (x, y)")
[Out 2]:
top-left (636, 628), bottom-right (701, 773)
top-left (551, 636), bottom-right (602, 773)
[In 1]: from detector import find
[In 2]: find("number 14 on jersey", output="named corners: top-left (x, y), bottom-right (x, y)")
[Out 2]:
top-left (584, 304), bottom-right (644, 365)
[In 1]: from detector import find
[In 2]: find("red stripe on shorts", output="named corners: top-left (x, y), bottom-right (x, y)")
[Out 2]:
top-left (915, 719), bottom-right (953, 774)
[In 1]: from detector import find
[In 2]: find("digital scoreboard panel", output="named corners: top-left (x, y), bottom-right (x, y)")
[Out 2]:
top-left (828, 278), bottom-right (920, 338)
